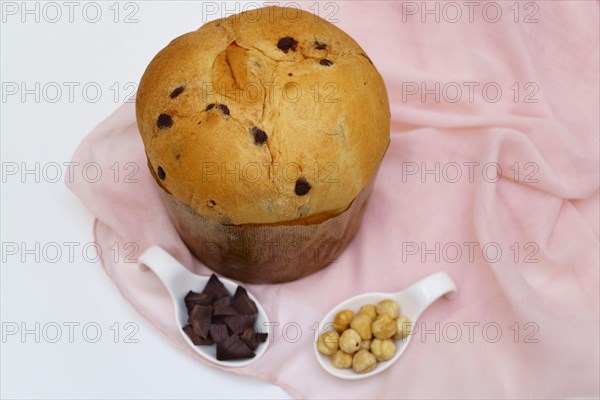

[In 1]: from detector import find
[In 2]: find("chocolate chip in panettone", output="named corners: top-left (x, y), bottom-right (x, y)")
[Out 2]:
top-left (157, 166), bottom-right (166, 180)
top-left (277, 36), bottom-right (298, 53)
top-left (157, 113), bottom-right (172, 129)
top-left (170, 86), bottom-right (185, 99)
top-left (319, 59), bottom-right (333, 67)
top-left (175, 154), bottom-right (181, 160)
top-left (207, 199), bottom-right (216, 208)
top-left (217, 104), bottom-right (230, 115)
top-left (206, 103), bottom-right (215, 111)
top-left (250, 127), bottom-right (268, 145)
top-left (294, 177), bottom-right (311, 196)
top-left (315, 41), bottom-right (327, 50)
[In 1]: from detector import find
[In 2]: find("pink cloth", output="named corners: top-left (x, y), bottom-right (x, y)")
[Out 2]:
top-left (67, 2), bottom-right (599, 398)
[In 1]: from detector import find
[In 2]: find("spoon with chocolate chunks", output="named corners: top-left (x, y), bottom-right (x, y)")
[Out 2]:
top-left (138, 246), bottom-right (270, 366)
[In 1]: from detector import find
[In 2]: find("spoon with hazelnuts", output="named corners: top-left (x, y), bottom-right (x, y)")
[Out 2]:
top-left (314, 272), bottom-right (457, 379)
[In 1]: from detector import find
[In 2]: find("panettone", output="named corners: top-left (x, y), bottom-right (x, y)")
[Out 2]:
top-left (136, 6), bottom-right (390, 282)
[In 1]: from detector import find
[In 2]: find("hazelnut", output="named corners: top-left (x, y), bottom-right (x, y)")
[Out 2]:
top-left (370, 338), bottom-right (396, 361)
top-left (350, 314), bottom-right (373, 340)
top-left (339, 328), bottom-right (362, 354)
top-left (352, 349), bottom-right (377, 374)
top-left (331, 350), bottom-right (353, 369)
top-left (394, 316), bottom-right (413, 340)
top-left (333, 309), bottom-right (355, 333)
top-left (360, 340), bottom-right (371, 350)
top-left (358, 304), bottom-right (378, 321)
top-left (317, 331), bottom-right (339, 355)
top-left (376, 299), bottom-right (400, 320)
top-left (372, 314), bottom-right (397, 339)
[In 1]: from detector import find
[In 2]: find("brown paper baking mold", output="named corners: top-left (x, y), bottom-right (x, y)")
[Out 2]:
top-left (160, 178), bottom-right (375, 284)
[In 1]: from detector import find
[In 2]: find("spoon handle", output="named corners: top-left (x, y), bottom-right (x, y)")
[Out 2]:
top-left (138, 246), bottom-right (196, 298)
top-left (404, 272), bottom-right (457, 318)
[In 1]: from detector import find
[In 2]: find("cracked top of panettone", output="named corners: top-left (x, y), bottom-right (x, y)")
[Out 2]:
top-left (136, 6), bottom-right (390, 225)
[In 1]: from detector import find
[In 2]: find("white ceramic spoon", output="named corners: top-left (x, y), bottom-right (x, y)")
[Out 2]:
top-left (314, 271), bottom-right (457, 379)
top-left (138, 245), bottom-right (270, 367)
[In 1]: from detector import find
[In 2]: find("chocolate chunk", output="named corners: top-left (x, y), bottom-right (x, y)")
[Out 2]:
top-left (251, 127), bottom-right (268, 145)
top-left (225, 315), bottom-right (255, 334)
top-left (157, 113), bottom-right (172, 129)
top-left (157, 166), bottom-right (166, 180)
top-left (189, 304), bottom-right (212, 322)
top-left (189, 305), bottom-right (212, 338)
top-left (183, 325), bottom-right (214, 346)
top-left (211, 315), bottom-right (228, 325)
top-left (210, 297), bottom-right (235, 318)
top-left (181, 274), bottom-right (266, 360)
top-left (217, 104), bottom-right (230, 115)
top-left (207, 199), bottom-right (216, 207)
top-left (191, 320), bottom-right (211, 340)
top-left (213, 296), bottom-right (230, 307)
top-left (294, 177), bottom-right (311, 196)
top-left (202, 274), bottom-right (229, 299)
top-left (175, 154), bottom-right (181, 160)
top-left (315, 41), bottom-right (327, 50)
top-left (319, 59), bottom-right (333, 67)
top-left (216, 335), bottom-right (255, 361)
top-left (240, 327), bottom-right (258, 350)
top-left (209, 323), bottom-right (229, 344)
top-left (255, 332), bottom-right (268, 343)
top-left (184, 291), bottom-right (213, 313)
top-left (183, 324), bottom-right (195, 339)
top-left (206, 103), bottom-right (215, 111)
top-left (277, 36), bottom-right (298, 53)
top-left (170, 86), bottom-right (185, 99)
top-left (213, 304), bottom-right (238, 316)
top-left (240, 328), bottom-right (268, 351)
top-left (288, 72), bottom-right (293, 77)
top-left (231, 286), bottom-right (258, 316)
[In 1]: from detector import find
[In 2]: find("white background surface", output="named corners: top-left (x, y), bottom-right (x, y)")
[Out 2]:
top-left (1, 1), bottom-right (290, 398)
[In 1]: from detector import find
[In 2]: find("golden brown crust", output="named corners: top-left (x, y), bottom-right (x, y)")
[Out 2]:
top-left (136, 6), bottom-right (390, 225)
